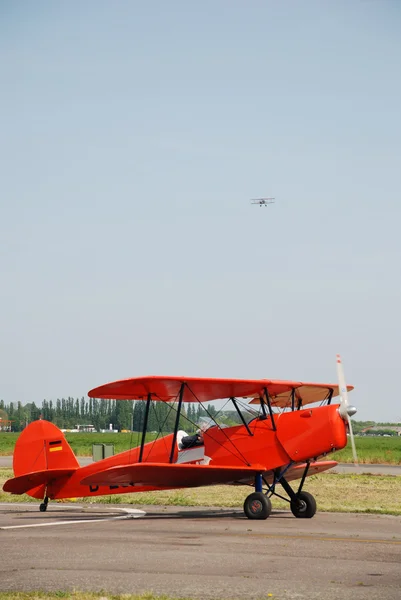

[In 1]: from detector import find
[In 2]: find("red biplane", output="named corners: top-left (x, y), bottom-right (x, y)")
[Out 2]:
top-left (3, 356), bottom-right (356, 520)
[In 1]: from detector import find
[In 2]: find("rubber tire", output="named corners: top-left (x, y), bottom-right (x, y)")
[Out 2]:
top-left (290, 491), bottom-right (317, 518)
top-left (244, 492), bottom-right (272, 520)
top-left (39, 503), bottom-right (47, 512)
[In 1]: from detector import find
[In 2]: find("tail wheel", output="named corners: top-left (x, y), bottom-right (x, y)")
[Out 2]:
top-left (290, 491), bottom-right (316, 518)
top-left (39, 496), bottom-right (49, 512)
top-left (244, 492), bottom-right (272, 520)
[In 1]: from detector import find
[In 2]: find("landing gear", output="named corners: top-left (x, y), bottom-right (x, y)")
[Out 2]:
top-left (244, 492), bottom-right (272, 520)
top-left (276, 465), bottom-right (317, 519)
top-left (39, 496), bottom-right (49, 512)
top-left (290, 491), bottom-right (316, 518)
top-left (242, 464), bottom-right (318, 520)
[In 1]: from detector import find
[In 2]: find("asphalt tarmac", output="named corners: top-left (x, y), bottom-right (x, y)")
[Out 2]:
top-left (1, 502), bottom-right (400, 600)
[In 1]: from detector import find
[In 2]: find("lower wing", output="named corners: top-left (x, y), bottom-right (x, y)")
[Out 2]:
top-left (80, 462), bottom-right (267, 488)
top-left (266, 460), bottom-right (337, 484)
top-left (228, 460), bottom-right (338, 486)
top-left (80, 460), bottom-right (336, 489)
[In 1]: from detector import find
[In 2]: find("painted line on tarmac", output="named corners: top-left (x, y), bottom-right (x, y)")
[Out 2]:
top-left (0, 502), bottom-right (84, 510)
top-left (0, 507), bottom-right (146, 530)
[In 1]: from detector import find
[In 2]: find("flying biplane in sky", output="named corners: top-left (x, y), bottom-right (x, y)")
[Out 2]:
top-left (251, 197), bottom-right (275, 207)
top-left (3, 356), bottom-right (356, 520)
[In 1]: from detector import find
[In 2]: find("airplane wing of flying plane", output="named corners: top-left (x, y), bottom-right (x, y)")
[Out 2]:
top-left (3, 358), bottom-right (356, 520)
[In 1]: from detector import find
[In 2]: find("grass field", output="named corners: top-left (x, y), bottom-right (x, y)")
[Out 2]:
top-left (1, 432), bottom-right (401, 463)
top-left (1, 467), bottom-right (400, 515)
top-left (0, 432), bottom-right (158, 456)
top-left (331, 435), bottom-right (401, 464)
top-left (0, 432), bottom-right (159, 456)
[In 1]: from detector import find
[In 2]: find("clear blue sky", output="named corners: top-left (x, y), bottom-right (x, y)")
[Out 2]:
top-left (1, 1), bottom-right (400, 421)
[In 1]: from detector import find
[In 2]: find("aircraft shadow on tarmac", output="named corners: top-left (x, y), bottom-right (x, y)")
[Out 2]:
top-left (6, 508), bottom-right (243, 521)
top-left (2, 505), bottom-right (293, 523)
top-left (141, 508), bottom-right (291, 520)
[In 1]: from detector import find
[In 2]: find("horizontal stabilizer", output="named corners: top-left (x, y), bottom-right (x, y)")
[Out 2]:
top-left (3, 468), bottom-right (77, 495)
top-left (81, 462), bottom-right (266, 488)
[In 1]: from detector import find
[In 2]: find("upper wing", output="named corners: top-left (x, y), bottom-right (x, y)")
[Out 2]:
top-left (248, 382), bottom-right (354, 408)
top-left (88, 376), bottom-right (274, 402)
top-left (88, 376), bottom-right (353, 408)
top-left (80, 462), bottom-right (266, 488)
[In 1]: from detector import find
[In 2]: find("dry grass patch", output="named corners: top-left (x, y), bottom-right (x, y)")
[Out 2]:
top-left (0, 594), bottom-right (198, 600)
top-left (0, 592), bottom-right (276, 600)
top-left (117, 473), bottom-right (401, 515)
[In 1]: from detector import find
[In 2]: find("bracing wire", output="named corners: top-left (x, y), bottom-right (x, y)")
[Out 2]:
top-left (184, 386), bottom-right (254, 467)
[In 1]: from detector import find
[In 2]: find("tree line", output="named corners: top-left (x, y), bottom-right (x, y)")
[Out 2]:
top-left (3, 399), bottom-right (390, 435)
top-left (0, 398), bottom-right (223, 433)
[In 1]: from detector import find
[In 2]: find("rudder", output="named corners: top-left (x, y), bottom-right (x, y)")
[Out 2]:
top-left (13, 419), bottom-right (79, 475)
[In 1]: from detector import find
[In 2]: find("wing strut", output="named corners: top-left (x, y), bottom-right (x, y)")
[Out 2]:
top-left (139, 393), bottom-right (151, 463)
top-left (169, 383), bottom-right (185, 463)
top-left (259, 397), bottom-right (267, 419)
top-left (263, 388), bottom-right (276, 430)
top-left (231, 397), bottom-right (253, 436)
top-left (297, 460), bottom-right (310, 493)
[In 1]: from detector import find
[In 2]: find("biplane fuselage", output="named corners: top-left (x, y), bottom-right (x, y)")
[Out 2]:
top-left (5, 404), bottom-right (346, 500)
top-left (4, 372), bottom-right (354, 520)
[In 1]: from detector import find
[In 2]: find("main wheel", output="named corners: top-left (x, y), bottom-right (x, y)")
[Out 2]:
top-left (290, 491), bottom-right (316, 518)
top-left (244, 492), bottom-right (272, 520)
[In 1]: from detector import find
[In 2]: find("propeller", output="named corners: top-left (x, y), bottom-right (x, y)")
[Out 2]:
top-left (336, 354), bottom-right (358, 465)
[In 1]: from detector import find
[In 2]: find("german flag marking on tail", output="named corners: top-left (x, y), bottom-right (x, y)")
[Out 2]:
top-left (49, 440), bottom-right (63, 452)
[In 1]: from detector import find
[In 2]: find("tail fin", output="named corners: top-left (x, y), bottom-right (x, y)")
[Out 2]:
top-left (4, 420), bottom-right (79, 498)
top-left (13, 420), bottom-right (79, 475)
